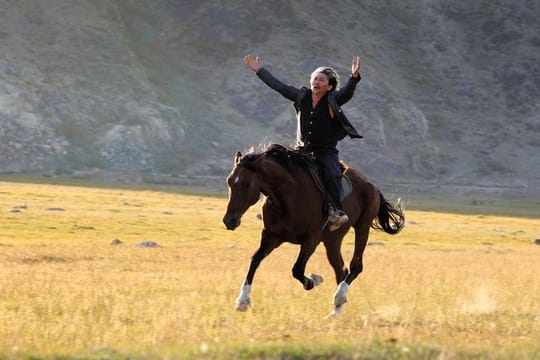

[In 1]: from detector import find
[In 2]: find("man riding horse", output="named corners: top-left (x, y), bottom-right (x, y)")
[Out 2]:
top-left (244, 54), bottom-right (363, 231)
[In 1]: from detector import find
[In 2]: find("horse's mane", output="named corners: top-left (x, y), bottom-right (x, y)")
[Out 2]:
top-left (239, 143), bottom-right (319, 175)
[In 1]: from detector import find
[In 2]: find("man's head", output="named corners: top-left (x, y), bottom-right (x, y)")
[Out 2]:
top-left (310, 66), bottom-right (340, 93)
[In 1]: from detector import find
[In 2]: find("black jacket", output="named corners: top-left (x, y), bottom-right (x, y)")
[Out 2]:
top-left (256, 67), bottom-right (363, 141)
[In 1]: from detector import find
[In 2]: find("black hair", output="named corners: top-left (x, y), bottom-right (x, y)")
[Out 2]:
top-left (311, 66), bottom-right (340, 91)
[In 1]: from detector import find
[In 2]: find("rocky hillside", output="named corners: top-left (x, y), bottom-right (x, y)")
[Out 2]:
top-left (0, 0), bottom-right (538, 194)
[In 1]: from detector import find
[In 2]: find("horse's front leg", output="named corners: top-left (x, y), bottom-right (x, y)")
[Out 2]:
top-left (291, 238), bottom-right (322, 290)
top-left (236, 229), bottom-right (282, 311)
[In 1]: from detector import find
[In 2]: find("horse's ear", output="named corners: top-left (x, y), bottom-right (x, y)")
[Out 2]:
top-left (234, 151), bottom-right (242, 165)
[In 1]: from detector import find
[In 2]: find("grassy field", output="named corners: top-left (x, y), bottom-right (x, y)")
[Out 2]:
top-left (0, 179), bottom-right (539, 359)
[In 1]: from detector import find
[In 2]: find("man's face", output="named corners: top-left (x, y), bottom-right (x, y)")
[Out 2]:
top-left (310, 72), bottom-right (332, 97)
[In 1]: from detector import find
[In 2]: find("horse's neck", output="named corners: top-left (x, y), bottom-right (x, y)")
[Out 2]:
top-left (260, 177), bottom-right (294, 204)
top-left (260, 169), bottom-right (319, 212)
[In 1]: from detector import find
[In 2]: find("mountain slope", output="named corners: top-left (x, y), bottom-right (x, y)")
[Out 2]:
top-left (0, 0), bottom-right (538, 194)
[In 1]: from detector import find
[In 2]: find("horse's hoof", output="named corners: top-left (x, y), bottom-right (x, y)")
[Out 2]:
top-left (308, 273), bottom-right (323, 287)
top-left (304, 279), bottom-right (314, 290)
top-left (235, 300), bottom-right (251, 312)
top-left (334, 294), bottom-right (348, 307)
top-left (326, 306), bottom-right (344, 318)
top-left (333, 281), bottom-right (349, 307)
top-left (303, 274), bottom-right (323, 290)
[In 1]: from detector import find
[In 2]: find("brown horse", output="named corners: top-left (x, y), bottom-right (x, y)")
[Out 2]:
top-left (223, 144), bottom-right (404, 315)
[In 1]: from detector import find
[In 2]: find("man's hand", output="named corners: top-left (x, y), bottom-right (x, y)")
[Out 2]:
top-left (351, 56), bottom-right (362, 78)
top-left (244, 54), bottom-right (262, 73)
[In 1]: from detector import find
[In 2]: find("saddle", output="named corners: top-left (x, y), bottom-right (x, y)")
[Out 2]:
top-left (304, 160), bottom-right (353, 204)
top-left (265, 144), bottom-right (352, 209)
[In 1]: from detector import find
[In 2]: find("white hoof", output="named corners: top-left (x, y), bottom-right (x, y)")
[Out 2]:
top-left (333, 281), bottom-right (349, 307)
top-left (235, 283), bottom-right (252, 312)
top-left (235, 299), bottom-right (251, 312)
top-left (308, 273), bottom-right (324, 287)
top-left (327, 305), bottom-right (344, 318)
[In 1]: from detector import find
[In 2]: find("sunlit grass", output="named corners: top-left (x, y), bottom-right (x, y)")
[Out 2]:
top-left (0, 180), bottom-right (538, 359)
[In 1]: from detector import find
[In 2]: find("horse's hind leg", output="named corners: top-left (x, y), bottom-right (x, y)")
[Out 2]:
top-left (236, 229), bottom-right (282, 311)
top-left (331, 224), bottom-right (370, 316)
top-left (345, 225), bottom-right (369, 284)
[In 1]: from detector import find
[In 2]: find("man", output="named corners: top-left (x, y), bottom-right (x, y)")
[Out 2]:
top-left (244, 54), bottom-right (363, 230)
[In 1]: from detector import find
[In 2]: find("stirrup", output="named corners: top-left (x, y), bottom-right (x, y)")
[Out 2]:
top-left (328, 210), bottom-right (349, 231)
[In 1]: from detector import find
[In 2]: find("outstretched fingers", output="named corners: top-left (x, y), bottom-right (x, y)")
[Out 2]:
top-left (351, 56), bottom-right (361, 77)
top-left (244, 54), bottom-right (261, 73)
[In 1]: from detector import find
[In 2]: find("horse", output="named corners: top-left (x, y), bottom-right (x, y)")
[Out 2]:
top-left (223, 143), bottom-right (404, 315)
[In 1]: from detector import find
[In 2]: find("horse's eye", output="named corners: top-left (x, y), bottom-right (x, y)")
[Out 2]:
top-left (228, 175), bottom-right (240, 187)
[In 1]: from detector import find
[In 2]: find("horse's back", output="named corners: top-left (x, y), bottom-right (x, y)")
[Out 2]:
top-left (343, 165), bottom-right (380, 219)
top-left (342, 164), bottom-right (375, 192)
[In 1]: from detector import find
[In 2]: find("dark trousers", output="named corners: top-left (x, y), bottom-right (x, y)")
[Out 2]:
top-left (314, 152), bottom-right (343, 211)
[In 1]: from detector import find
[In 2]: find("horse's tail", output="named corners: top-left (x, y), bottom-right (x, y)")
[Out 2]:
top-left (372, 190), bottom-right (405, 235)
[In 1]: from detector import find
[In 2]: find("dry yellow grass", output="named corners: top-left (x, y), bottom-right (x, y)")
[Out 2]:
top-left (0, 180), bottom-right (538, 359)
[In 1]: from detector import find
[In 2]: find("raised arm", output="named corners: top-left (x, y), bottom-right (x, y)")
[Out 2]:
top-left (244, 54), bottom-right (299, 102)
top-left (335, 56), bottom-right (362, 105)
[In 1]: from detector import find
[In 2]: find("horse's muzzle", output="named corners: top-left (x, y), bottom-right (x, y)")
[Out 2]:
top-left (223, 214), bottom-right (241, 230)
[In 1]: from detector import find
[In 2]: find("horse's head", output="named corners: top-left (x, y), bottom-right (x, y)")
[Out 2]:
top-left (223, 151), bottom-right (262, 230)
